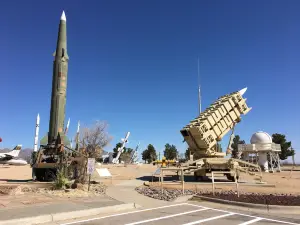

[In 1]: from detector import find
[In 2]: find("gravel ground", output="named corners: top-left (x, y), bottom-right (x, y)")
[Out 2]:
top-left (136, 186), bottom-right (300, 206)
top-left (198, 191), bottom-right (300, 206)
top-left (135, 186), bottom-right (196, 201)
top-left (0, 182), bottom-right (107, 197)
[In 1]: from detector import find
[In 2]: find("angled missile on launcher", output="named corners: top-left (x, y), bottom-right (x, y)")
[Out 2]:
top-left (112, 132), bottom-right (130, 164)
top-left (180, 87), bottom-right (262, 182)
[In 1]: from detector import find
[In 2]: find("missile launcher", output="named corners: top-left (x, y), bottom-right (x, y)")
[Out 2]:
top-left (180, 88), bottom-right (262, 182)
top-left (180, 88), bottom-right (251, 158)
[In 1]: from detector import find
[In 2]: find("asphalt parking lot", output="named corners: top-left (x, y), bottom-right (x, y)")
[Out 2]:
top-left (60, 203), bottom-right (300, 225)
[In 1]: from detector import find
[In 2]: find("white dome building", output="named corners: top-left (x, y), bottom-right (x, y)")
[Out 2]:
top-left (250, 131), bottom-right (273, 145)
top-left (238, 131), bottom-right (281, 172)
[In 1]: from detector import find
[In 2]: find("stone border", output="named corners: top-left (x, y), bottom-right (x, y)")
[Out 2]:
top-left (0, 203), bottom-right (140, 225)
top-left (192, 195), bottom-right (300, 210)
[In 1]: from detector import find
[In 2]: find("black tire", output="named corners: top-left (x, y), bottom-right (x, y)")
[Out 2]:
top-left (45, 169), bottom-right (57, 182)
top-left (34, 169), bottom-right (45, 181)
top-left (226, 174), bottom-right (239, 182)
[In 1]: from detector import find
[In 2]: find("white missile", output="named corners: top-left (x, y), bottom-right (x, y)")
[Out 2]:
top-left (74, 120), bottom-right (80, 150)
top-left (239, 87), bottom-right (247, 96)
top-left (112, 131), bottom-right (131, 164)
top-left (33, 114), bottom-right (40, 152)
top-left (121, 132), bottom-right (130, 143)
top-left (77, 120), bottom-right (80, 133)
top-left (65, 118), bottom-right (70, 134)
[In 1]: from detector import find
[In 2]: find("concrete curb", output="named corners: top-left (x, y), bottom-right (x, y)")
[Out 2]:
top-left (173, 195), bottom-right (194, 203)
top-left (0, 203), bottom-right (140, 225)
top-left (191, 195), bottom-right (300, 211)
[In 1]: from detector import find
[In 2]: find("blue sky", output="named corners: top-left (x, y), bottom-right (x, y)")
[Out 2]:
top-left (0, 0), bottom-right (299, 161)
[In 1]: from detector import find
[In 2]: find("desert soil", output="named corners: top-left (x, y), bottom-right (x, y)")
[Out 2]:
top-left (0, 164), bottom-right (300, 199)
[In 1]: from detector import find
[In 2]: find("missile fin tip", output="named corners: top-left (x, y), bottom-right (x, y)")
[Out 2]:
top-left (61, 10), bottom-right (66, 21)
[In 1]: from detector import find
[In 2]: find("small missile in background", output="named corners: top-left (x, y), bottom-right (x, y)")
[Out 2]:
top-left (121, 132), bottom-right (130, 143)
top-left (64, 118), bottom-right (70, 134)
top-left (33, 114), bottom-right (40, 152)
top-left (77, 120), bottom-right (80, 133)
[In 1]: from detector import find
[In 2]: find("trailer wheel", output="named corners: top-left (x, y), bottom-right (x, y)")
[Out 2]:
top-left (34, 169), bottom-right (45, 181)
top-left (226, 174), bottom-right (239, 182)
top-left (45, 169), bottom-right (57, 182)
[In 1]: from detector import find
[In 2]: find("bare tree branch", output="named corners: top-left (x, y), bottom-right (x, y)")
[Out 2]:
top-left (79, 120), bottom-right (112, 159)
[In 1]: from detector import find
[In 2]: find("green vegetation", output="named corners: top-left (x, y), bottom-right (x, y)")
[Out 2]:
top-left (54, 169), bottom-right (69, 189)
top-left (142, 144), bottom-right (157, 163)
top-left (272, 133), bottom-right (295, 160)
top-left (163, 143), bottom-right (178, 160)
top-left (231, 135), bottom-right (245, 159)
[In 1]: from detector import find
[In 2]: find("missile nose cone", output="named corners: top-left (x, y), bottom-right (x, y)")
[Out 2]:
top-left (239, 87), bottom-right (247, 96)
top-left (61, 10), bottom-right (66, 21)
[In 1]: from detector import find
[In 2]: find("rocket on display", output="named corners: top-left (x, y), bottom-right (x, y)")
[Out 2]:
top-left (33, 114), bottom-right (40, 152)
top-left (40, 11), bottom-right (70, 147)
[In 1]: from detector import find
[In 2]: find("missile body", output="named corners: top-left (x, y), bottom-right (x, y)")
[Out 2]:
top-left (33, 114), bottom-right (40, 152)
top-left (48, 11), bottom-right (69, 145)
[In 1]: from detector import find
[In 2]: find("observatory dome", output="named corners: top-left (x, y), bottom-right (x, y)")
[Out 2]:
top-left (250, 131), bottom-right (272, 144)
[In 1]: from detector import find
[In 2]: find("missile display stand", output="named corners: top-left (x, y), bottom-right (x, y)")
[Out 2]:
top-left (238, 143), bottom-right (281, 173)
top-left (180, 88), bottom-right (263, 182)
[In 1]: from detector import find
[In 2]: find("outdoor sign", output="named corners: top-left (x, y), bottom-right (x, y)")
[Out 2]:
top-left (87, 158), bottom-right (95, 175)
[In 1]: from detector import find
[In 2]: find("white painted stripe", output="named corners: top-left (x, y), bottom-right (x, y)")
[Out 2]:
top-left (124, 208), bottom-right (208, 225)
top-left (186, 203), bottom-right (300, 225)
top-left (60, 203), bottom-right (198, 225)
top-left (182, 213), bottom-right (235, 225)
top-left (263, 218), bottom-right (300, 225)
top-left (239, 217), bottom-right (262, 225)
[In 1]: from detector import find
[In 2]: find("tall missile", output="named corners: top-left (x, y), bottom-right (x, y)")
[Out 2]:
top-left (47, 11), bottom-right (69, 145)
top-left (33, 114), bottom-right (40, 152)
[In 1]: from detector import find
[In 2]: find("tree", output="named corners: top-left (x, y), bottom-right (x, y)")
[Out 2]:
top-left (272, 133), bottom-right (295, 160)
top-left (142, 149), bottom-right (148, 163)
top-left (231, 135), bottom-right (245, 159)
top-left (76, 121), bottom-right (112, 183)
top-left (80, 121), bottom-right (112, 159)
top-left (185, 148), bottom-right (190, 160)
top-left (142, 144), bottom-right (157, 163)
top-left (164, 143), bottom-right (178, 160)
top-left (112, 143), bottom-right (122, 158)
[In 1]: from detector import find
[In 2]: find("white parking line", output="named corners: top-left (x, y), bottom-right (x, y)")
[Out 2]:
top-left (186, 203), bottom-right (299, 225)
top-left (182, 213), bottom-right (235, 225)
top-left (239, 217), bottom-right (262, 225)
top-left (60, 203), bottom-right (197, 225)
top-left (124, 208), bottom-right (208, 225)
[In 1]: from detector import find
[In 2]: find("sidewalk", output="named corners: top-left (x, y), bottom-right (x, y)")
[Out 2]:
top-left (106, 179), bottom-right (170, 208)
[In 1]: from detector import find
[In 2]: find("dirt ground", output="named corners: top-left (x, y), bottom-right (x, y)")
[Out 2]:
top-left (0, 165), bottom-right (32, 183)
top-left (148, 167), bottom-right (300, 195)
top-left (1, 163), bottom-right (300, 200)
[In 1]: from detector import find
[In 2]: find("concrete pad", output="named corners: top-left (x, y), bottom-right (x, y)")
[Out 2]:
top-left (0, 196), bottom-right (132, 225)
